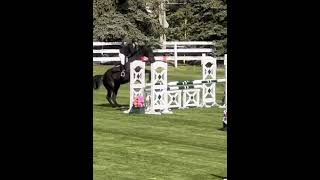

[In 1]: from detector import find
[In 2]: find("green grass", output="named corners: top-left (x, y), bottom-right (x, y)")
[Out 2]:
top-left (93, 64), bottom-right (227, 180)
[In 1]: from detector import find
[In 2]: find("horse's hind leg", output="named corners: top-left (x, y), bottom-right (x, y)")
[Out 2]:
top-left (106, 88), bottom-right (115, 107)
top-left (112, 82), bottom-right (121, 107)
top-left (103, 74), bottom-right (117, 107)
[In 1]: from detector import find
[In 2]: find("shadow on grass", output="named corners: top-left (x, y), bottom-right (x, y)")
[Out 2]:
top-left (94, 104), bottom-right (129, 111)
top-left (210, 173), bottom-right (226, 179)
top-left (218, 127), bottom-right (227, 132)
top-left (94, 104), bottom-right (114, 108)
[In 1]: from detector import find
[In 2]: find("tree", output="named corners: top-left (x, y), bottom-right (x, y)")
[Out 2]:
top-left (93, 0), bottom-right (163, 47)
top-left (93, 0), bottom-right (227, 55)
top-left (166, 0), bottom-right (227, 56)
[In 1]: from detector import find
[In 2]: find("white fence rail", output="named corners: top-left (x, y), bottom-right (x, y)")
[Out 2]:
top-left (92, 41), bottom-right (214, 46)
top-left (93, 49), bottom-right (120, 54)
top-left (93, 57), bottom-right (120, 62)
top-left (153, 48), bottom-right (212, 53)
top-left (93, 42), bottom-right (122, 46)
top-left (164, 41), bottom-right (214, 46)
top-left (93, 41), bottom-right (223, 67)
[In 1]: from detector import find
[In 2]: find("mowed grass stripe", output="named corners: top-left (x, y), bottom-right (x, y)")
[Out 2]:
top-left (94, 134), bottom-right (226, 179)
top-left (93, 64), bottom-right (226, 180)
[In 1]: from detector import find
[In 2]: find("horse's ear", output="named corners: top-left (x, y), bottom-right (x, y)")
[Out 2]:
top-left (146, 46), bottom-right (154, 55)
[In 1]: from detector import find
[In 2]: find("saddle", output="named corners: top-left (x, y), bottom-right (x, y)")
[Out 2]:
top-left (111, 65), bottom-right (128, 78)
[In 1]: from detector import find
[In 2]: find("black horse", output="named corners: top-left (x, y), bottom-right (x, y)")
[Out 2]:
top-left (93, 42), bottom-right (155, 108)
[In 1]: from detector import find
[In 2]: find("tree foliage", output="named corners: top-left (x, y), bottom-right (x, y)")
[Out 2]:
top-left (93, 0), bottom-right (227, 55)
top-left (166, 0), bottom-right (227, 56)
top-left (93, 0), bottom-right (163, 47)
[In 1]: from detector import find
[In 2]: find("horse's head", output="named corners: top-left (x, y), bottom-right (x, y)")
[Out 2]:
top-left (138, 45), bottom-right (155, 63)
top-left (119, 39), bottom-right (155, 64)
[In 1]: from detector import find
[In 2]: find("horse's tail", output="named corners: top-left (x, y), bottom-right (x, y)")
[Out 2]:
top-left (93, 75), bottom-right (103, 90)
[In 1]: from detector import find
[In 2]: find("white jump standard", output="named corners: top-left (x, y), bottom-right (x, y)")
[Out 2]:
top-left (124, 54), bottom-right (227, 114)
top-left (123, 60), bottom-right (146, 114)
top-left (145, 56), bottom-right (226, 111)
top-left (145, 61), bottom-right (172, 115)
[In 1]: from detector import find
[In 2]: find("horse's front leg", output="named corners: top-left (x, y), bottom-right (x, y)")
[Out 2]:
top-left (112, 82), bottom-right (122, 107)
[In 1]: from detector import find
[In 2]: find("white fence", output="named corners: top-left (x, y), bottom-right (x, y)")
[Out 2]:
top-left (93, 41), bottom-right (223, 67)
top-left (93, 42), bottom-right (122, 63)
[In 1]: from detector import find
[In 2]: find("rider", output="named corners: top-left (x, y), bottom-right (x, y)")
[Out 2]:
top-left (119, 38), bottom-right (138, 77)
top-left (119, 38), bottom-right (130, 77)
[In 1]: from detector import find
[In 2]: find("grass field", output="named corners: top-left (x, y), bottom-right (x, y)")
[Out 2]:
top-left (93, 64), bottom-right (227, 180)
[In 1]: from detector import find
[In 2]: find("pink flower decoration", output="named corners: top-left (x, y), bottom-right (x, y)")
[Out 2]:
top-left (133, 96), bottom-right (145, 108)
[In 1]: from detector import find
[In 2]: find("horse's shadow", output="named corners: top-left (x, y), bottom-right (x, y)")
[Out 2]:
top-left (218, 127), bottom-right (227, 131)
top-left (95, 104), bottom-right (114, 107)
top-left (210, 173), bottom-right (226, 179)
top-left (94, 104), bottom-right (129, 110)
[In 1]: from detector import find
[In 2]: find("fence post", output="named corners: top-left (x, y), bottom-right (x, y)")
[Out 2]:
top-left (201, 53), bottom-right (206, 66)
top-left (224, 54), bottom-right (227, 107)
top-left (174, 42), bottom-right (178, 68)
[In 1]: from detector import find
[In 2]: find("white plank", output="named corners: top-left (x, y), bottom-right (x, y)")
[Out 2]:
top-left (93, 57), bottom-right (120, 62)
top-left (164, 41), bottom-right (215, 46)
top-left (93, 49), bottom-right (213, 55)
top-left (93, 48), bottom-right (212, 54)
top-left (93, 49), bottom-right (120, 53)
top-left (154, 56), bottom-right (214, 61)
top-left (93, 41), bottom-right (214, 46)
top-left (93, 56), bottom-right (217, 63)
top-left (217, 79), bottom-right (226, 83)
top-left (153, 48), bottom-right (213, 53)
top-left (93, 42), bottom-right (122, 46)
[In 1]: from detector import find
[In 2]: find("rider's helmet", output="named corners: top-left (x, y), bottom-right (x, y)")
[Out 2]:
top-left (143, 38), bottom-right (150, 47)
top-left (131, 38), bottom-right (139, 49)
top-left (122, 37), bottom-right (131, 47)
